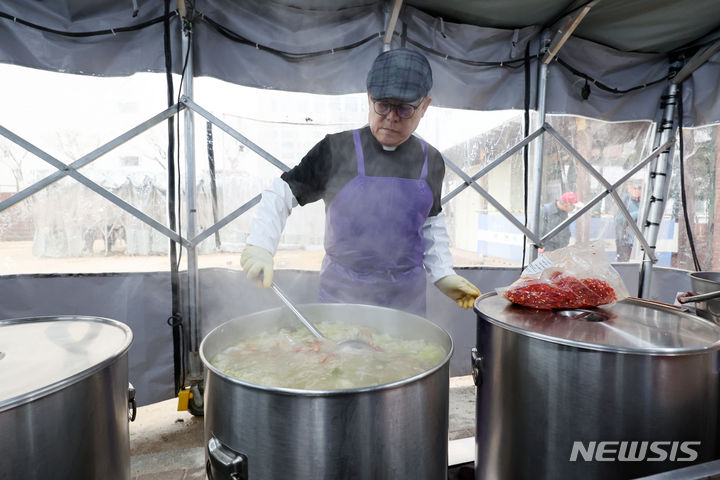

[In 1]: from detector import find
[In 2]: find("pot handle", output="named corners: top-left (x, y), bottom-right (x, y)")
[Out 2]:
top-left (677, 290), bottom-right (720, 304)
top-left (207, 436), bottom-right (248, 480)
top-left (471, 348), bottom-right (484, 387)
top-left (128, 383), bottom-right (136, 422)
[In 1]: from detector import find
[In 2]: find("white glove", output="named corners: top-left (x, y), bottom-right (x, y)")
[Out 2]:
top-left (240, 245), bottom-right (274, 288)
top-left (435, 274), bottom-right (481, 309)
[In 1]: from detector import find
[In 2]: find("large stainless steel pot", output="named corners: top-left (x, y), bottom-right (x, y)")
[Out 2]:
top-left (200, 303), bottom-right (453, 480)
top-left (473, 294), bottom-right (720, 480)
top-left (0, 316), bottom-right (134, 480)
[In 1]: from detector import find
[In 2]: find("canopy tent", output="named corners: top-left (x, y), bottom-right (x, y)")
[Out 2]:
top-left (1, 0), bottom-right (719, 124)
top-left (1, 0), bottom-right (719, 408)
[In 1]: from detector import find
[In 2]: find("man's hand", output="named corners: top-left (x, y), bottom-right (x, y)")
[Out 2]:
top-left (435, 274), bottom-right (481, 309)
top-left (240, 245), bottom-right (274, 287)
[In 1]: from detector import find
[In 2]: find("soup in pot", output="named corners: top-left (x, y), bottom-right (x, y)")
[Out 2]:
top-left (210, 321), bottom-right (446, 390)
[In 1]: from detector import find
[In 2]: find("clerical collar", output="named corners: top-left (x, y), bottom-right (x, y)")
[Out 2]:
top-left (381, 144), bottom-right (397, 151)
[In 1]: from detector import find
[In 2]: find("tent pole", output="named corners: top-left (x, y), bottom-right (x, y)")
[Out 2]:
top-left (639, 65), bottom-right (681, 298)
top-left (541, 0), bottom-right (599, 65)
top-left (383, 0), bottom-right (403, 51)
top-left (672, 39), bottom-right (720, 85)
top-left (180, 16), bottom-right (203, 388)
top-left (529, 30), bottom-right (551, 261)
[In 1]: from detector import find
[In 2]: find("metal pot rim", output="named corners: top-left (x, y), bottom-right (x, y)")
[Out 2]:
top-left (0, 315), bottom-right (133, 412)
top-left (689, 271), bottom-right (720, 284)
top-left (199, 303), bottom-right (454, 396)
top-left (474, 293), bottom-right (720, 356)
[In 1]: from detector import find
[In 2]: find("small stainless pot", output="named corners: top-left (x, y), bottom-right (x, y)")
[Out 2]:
top-left (0, 316), bottom-right (134, 480)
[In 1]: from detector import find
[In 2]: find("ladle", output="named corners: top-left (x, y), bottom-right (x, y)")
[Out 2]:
top-left (270, 282), bottom-right (373, 352)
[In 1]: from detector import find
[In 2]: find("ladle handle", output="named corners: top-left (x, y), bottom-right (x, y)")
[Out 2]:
top-left (271, 283), bottom-right (325, 340)
top-left (677, 290), bottom-right (720, 304)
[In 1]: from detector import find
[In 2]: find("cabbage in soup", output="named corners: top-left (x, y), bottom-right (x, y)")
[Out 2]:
top-left (210, 321), bottom-right (446, 390)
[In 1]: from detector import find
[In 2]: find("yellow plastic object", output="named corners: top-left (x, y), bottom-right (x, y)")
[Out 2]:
top-left (240, 245), bottom-right (274, 287)
top-left (177, 389), bottom-right (194, 411)
top-left (435, 274), bottom-right (481, 309)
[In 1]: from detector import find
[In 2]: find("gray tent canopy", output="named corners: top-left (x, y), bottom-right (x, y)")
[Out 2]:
top-left (1, 0), bottom-right (719, 125)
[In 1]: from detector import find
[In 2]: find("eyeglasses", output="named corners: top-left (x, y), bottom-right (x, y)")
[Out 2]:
top-left (371, 98), bottom-right (424, 119)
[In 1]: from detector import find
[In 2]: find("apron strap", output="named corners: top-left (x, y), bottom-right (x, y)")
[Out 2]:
top-left (419, 140), bottom-right (428, 180)
top-left (353, 129), bottom-right (365, 176)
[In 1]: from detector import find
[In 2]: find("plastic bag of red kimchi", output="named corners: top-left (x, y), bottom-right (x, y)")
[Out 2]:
top-left (497, 241), bottom-right (630, 309)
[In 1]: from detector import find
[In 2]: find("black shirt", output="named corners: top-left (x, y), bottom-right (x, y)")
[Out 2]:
top-left (281, 126), bottom-right (445, 217)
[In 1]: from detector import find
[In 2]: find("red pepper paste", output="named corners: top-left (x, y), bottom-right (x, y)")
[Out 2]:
top-left (503, 271), bottom-right (617, 309)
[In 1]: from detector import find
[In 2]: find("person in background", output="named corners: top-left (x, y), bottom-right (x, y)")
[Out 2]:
top-left (240, 48), bottom-right (481, 316)
top-left (615, 182), bottom-right (642, 262)
top-left (538, 191), bottom-right (578, 253)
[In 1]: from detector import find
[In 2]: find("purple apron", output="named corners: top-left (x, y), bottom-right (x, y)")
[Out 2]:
top-left (319, 129), bottom-right (433, 315)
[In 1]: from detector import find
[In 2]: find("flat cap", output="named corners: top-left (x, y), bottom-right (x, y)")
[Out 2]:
top-left (366, 48), bottom-right (433, 102)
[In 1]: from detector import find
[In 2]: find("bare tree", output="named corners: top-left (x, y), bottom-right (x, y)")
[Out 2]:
top-left (0, 139), bottom-right (29, 192)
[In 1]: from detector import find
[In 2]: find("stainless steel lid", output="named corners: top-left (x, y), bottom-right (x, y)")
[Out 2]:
top-left (0, 316), bottom-right (133, 410)
top-left (474, 293), bottom-right (720, 355)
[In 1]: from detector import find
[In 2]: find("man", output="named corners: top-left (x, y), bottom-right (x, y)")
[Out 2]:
top-left (538, 191), bottom-right (578, 253)
top-left (615, 182), bottom-right (642, 262)
top-left (240, 48), bottom-right (480, 315)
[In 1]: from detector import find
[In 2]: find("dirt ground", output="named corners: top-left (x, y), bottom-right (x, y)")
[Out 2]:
top-left (0, 240), bottom-right (493, 275)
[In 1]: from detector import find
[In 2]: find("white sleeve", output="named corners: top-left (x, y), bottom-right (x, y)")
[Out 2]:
top-left (246, 178), bottom-right (298, 255)
top-left (422, 211), bottom-right (456, 283)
